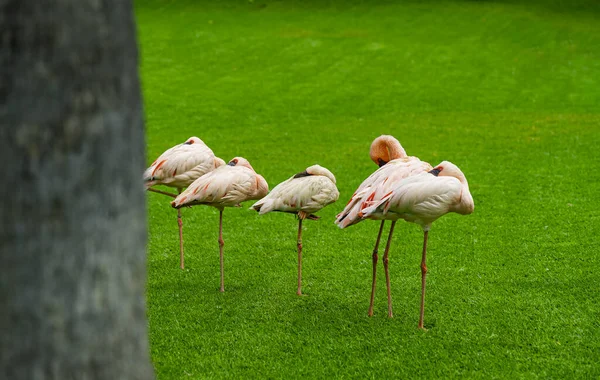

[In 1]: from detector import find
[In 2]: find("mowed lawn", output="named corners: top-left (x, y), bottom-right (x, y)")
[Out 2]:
top-left (136, 1), bottom-right (600, 378)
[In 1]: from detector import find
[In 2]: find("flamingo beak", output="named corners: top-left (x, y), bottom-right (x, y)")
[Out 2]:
top-left (429, 168), bottom-right (441, 176)
top-left (227, 161), bottom-right (236, 166)
top-left (293, 170), bottom-right (311, 178)
top-left (377, 158), bottom-right (387, 167)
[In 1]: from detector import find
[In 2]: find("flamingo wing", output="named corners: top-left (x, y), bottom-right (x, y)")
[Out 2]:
top-left (335, 157), bottom-right (432, 228)
top-left (361, 173), bottom-right (462, 224)
top-left (172, 166), bottom-right (257, 208)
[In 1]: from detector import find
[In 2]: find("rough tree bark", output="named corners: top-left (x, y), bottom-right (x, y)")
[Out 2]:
top-left (0, 1), bottom-right (154, 379)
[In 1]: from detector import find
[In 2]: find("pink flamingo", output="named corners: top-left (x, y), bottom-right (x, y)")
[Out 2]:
top-left (144, 136), bottom-right (225, 269)
top-left (171, 157), bottom-right (268, 292)
top-left (335, 135), bottom-right (432, 317)
top-left (361, 161), bottom-right (474, 329)
top-left (251, 165), bottom-right (339, 295)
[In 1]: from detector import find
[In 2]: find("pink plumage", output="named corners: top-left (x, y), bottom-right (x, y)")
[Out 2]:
top-left (171, 157), bottom-right (268, 293)
top-left (336, 135), bottom-right (432, 319)
top-left (144, 136), bottom-right (225, 270)
top-left (335, 157), bottom-right (432, 228)
top-left (171, 157), bottom-right (268, 209)
top-left (360, 161), bottom-right (474, 229)
top-left (144, 136), bottom-right (225, 189)
top-left (361, 159), bottom-right (474, 329)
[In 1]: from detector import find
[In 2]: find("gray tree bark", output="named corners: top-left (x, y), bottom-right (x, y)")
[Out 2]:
top-left (0, 1), bottom-right (154, 379)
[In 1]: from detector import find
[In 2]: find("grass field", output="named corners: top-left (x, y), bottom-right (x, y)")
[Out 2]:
top-left (136, 1), bottom-right (600, 377)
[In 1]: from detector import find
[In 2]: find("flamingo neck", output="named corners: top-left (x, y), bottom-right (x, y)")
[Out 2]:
top-left (370, 136), bottom-right (407, 165)
top-left (384, 138), bottom-right (407, 160)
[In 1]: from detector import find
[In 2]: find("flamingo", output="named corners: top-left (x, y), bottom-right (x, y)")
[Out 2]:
top-left (360, 161), bottom-right (474, 329)
top-left (171, 157), bottom-right (268, 292)
top-left (144, 136), bottom-right (225, 269)
top-left (335, 135), bottom-right (432, 317)
top-left (251, 165), bottom-right (339, 295)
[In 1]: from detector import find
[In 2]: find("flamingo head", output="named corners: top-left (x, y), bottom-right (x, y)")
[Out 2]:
top-left (306, 164), bottom-right (336, 184)
top-left (294, 165), bottom-right (336, 184)
top-left (429, 161), bottom-right (467, 182)
top-left (227, 157), bottom-right (255, 171)
top-left (184, 136), bottom-right (204, 145)
top-left (369, 135), bottom-right (407, 167)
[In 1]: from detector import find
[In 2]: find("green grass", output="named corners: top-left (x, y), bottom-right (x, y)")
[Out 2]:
top-left (136, 1), bottom-right (600, 377)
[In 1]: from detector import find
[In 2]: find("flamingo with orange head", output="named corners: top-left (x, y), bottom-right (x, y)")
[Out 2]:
top-left (336, 135), bottom-right (432, 317)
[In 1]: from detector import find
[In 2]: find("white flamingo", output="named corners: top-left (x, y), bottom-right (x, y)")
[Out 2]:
top-left (361, 161), bottom-right (474, 329)
top-left (171, 157), bottom-right (269, 292)
top-left (335, 135), bottom-right (432, 317)
top-left (252, 165), bottom-right (339, 295)
top-left (144, 136), bottom-right (225, 269)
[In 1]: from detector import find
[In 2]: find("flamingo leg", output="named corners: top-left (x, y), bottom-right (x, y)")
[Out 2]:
top-left (147, 187), bottom-right (178, 198)
top-left (177, 188), bottom-right (184, 270)
top-left (219, 209), bottom-right (225, 292)
top-left (368, 221), bottom-right (386, 317)
top-left (148, 187), bottom-right (184, 269)
top-left (419, 230), bottom-right (429, 329)
top-left (297, 216), bottom-right (303, 296)
top-left (383, 221), bottom-right (396, 318)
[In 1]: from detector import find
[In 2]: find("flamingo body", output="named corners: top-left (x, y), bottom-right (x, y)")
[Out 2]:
top-left (171, 157), bottom-right (268, 292)
top-left (171, 158), bottom-right (268, 209)
top-left (336, 135), bottom-right (433, 318)
top-left (361, 162), bottom-right (474, 228)
top-left (335, 157), bottom-right (432, 228)
top-left (251, 164), bottom-right (339, 295)
top-left (361, 160), bottom-right (474, 328)
top-left (144, 136), bottom-right (225, 269)
top-left (252, 165), bottom-right (339, 217)
top-left (144, 136), bottom-right (225, 189)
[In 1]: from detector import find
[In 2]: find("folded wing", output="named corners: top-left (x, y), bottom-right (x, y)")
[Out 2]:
top-left (172, 166), bottom-right (258, 208)
top-left (361, 173), bottom-right (462, 225)
top-left (335, 157), bottom-right (432, 228)
top-left (144, 140), bottom-right (220, 188)
top-left (253, 175), bottom-right (339, 215)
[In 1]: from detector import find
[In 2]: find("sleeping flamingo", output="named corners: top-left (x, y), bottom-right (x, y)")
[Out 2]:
top-left (251, 165), bottom-right (339, 295)
top-left (144, 136), bottom-right (225, 269)
top-left (171, 157), bottom-right (268, 292)
top-left (335, 135), bottom-right (432, 317)
top-left (360, 161), bottom-right (474, 329)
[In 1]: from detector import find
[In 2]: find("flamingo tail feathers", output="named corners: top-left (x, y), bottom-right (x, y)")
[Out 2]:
top-left (251, 198), bottom-right (274, 215)
top-left (360, 191), bottom-right (395, 219)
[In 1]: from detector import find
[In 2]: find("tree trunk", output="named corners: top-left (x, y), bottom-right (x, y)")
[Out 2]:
top-left (0, 1), bottom-right (154, 379)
